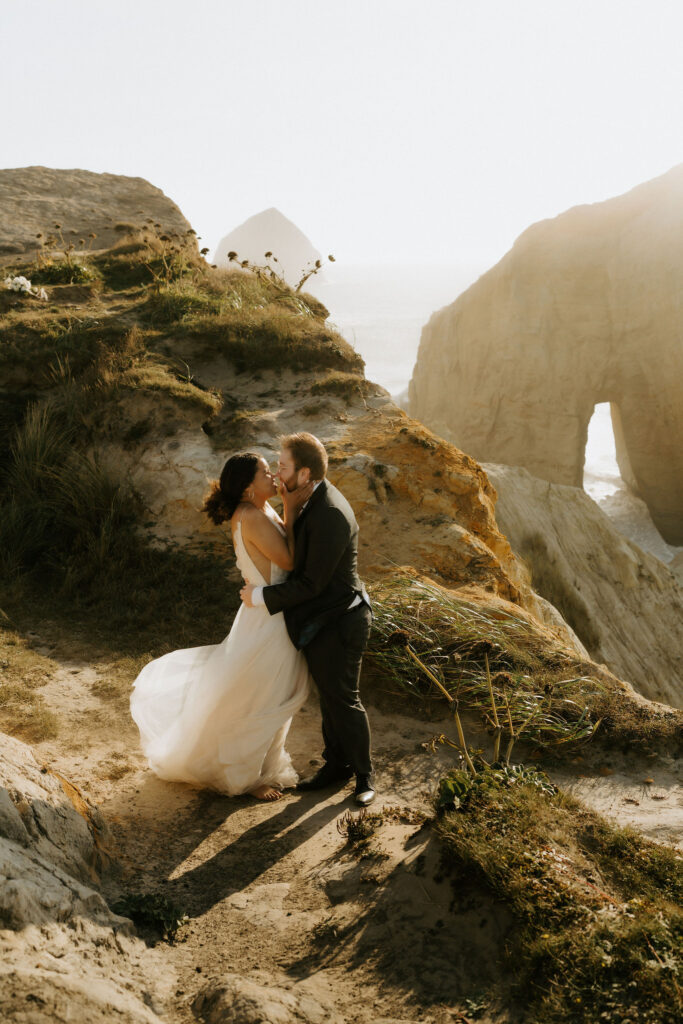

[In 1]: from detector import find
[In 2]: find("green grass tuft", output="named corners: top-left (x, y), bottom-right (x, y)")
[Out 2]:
top-left (436, 766), bottom-right (683, 1023)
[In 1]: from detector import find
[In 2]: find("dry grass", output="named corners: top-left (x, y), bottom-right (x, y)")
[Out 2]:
top-left (310, 371), bottom-right (377, 399)
top-left (0, 628), bottom-right (59, 741)
top-left (184, 306), bottom-right (363, 374)
top-left (366, 572), bottom-right (682, 755)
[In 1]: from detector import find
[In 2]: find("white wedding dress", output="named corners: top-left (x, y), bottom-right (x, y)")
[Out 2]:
top-left (130, 509), bottom-right (309, 795)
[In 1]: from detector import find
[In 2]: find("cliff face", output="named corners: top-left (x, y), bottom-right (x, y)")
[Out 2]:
top-left (0, 166), bottom-right (191, 259)
top-left (409, 164), bottom-right (683, 544)
top-left (485, 464), bottom-right (683, 709)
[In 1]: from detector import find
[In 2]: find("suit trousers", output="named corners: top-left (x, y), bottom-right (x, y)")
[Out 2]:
top-left (303, 603), bottom-right (373, 779)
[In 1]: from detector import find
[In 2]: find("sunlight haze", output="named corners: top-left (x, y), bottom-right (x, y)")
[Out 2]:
top-left (3, 0), bottom-right (682, 265)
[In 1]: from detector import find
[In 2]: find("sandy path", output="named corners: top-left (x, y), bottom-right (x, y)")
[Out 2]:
top-left (24, 638), bottom-right (683, 1022)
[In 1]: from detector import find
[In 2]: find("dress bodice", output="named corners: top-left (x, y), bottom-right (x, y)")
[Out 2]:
top-left (234, 510), bottom-right (289, 588)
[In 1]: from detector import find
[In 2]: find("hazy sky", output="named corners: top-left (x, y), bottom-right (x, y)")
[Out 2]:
top-left (2, 0), bottom-right (682, 266)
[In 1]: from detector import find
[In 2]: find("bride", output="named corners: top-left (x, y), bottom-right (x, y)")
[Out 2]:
top-left (130, 453), bottom-right (312, 801)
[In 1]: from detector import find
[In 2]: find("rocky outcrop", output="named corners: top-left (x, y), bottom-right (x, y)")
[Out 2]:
top-left (193, 972), bottom-right (344, 1024)
top-left (409, 165), bottom-right (683, 544)
top-left (0, 166), bottom-right (191, 259)
top-left (0, 732), bottom-right (168, 1023)
top-left (214, 207), bottom-right (321, 285)
top-left (99, 361), bottom-right (569, 625)
top-left (484, 463), bottom-right (683, 708)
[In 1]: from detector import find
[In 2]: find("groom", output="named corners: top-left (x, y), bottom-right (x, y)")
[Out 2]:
top-left (240, 432), bottom-right (375, 806)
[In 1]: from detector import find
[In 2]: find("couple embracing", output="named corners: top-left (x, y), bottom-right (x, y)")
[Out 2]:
top-left (130, 432), bottom-right (376, 807)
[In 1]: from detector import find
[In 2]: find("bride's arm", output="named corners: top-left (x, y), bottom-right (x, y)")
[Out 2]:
top-left (241, 505), bottom-right (295, 571)
top-left (275, 480), bottom-right (314, 565)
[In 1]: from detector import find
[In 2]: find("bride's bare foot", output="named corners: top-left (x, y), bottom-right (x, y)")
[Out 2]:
top-left (248, 784), bottom-right (283, 801)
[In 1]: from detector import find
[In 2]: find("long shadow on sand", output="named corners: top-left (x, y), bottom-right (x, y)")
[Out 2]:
top-left (164, 791), bottom-right (348, 919)
top-left (103, 773), bottom-right (348, 921)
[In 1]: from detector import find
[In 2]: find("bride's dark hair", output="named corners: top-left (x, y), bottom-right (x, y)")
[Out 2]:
top-left (203, 452), bottom-right (260, 525)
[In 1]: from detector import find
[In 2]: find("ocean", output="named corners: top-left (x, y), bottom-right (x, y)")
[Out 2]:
top-left (309, 264), bottom-right (680, 565)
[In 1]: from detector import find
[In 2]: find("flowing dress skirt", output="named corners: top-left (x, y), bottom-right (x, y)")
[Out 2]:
top-left (130, 601), bottom-right (309, 795)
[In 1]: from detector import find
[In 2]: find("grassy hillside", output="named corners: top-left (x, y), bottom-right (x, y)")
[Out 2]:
top-left (1, 229), bottom-right (681, 1024)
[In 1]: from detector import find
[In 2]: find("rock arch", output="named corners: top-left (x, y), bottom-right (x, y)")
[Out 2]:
top-left (409, 165), bottom-right (683, 544)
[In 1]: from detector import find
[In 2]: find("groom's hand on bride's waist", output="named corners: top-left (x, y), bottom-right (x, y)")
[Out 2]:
top-left (241, 584), bottom-right (265, 607)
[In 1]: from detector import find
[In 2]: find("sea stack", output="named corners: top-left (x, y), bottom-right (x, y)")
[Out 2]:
top-left (213, 207), bottom-right (321, 286)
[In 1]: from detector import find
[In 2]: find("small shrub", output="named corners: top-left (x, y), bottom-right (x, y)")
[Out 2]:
top-left (32, 260), bottom-right (96, 286)
top-left (310, 371), bottom-right (374, 400)
top-left (144, 281), bottom-right (226, 324)
top-left (111, 891), bottom-right (188, 943)
top-left (336, 808), bottom-right (380, 847)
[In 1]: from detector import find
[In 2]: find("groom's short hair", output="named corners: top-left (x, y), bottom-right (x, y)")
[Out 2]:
top-left (281, 432), bottom-right (328, 479)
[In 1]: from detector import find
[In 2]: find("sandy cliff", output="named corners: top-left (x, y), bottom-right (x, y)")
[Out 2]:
top-left (409, 164), bottom-right (683, 544)
top-left (485, 463), bottom-right (683, 709)
top-left (0, 166), bottom-right (191, 259)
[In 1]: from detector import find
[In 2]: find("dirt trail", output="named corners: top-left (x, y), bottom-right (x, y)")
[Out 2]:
top-left (24, 638), bottom-right (683, 1023)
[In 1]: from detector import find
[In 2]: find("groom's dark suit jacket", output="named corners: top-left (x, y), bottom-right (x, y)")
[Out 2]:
top-left (263, 479), bottom-right (370, 649)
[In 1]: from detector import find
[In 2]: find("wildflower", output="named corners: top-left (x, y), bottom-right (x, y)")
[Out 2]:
top-left (264, 251), bottom-right (273, 258)
top-left (328, 254), bottom-right (336, 262)
top-left (200, 247), bottom-right (209, 256)
top-left (4, 275), bottom-right (47, 299)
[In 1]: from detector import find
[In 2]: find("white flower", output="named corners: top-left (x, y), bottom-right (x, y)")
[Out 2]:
top-left (4, 275), bottom-right (48, 299)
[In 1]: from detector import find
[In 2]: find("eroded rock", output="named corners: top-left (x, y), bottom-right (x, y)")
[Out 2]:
top-left (193, 972), bottom-right (343, 1024)
top-left (0, 166), bottom-right (191, 258)
top-left (409, 164), bottom-right (683, 544)
top-left (485, 463), bottom-right (683, 708)
top-left (0, 732), bottom-right (170, 1023)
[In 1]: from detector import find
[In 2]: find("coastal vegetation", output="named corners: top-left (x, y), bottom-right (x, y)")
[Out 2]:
top-left (435, 764), bottom-right (682, 1024)
top-left (1, 228), bottom-right (681, 1023)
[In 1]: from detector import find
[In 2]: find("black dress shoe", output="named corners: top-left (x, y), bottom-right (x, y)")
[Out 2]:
top-left (354, 774), bottom-right (376, 807)
top-left (296, 764), bottom-right (353, 791)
